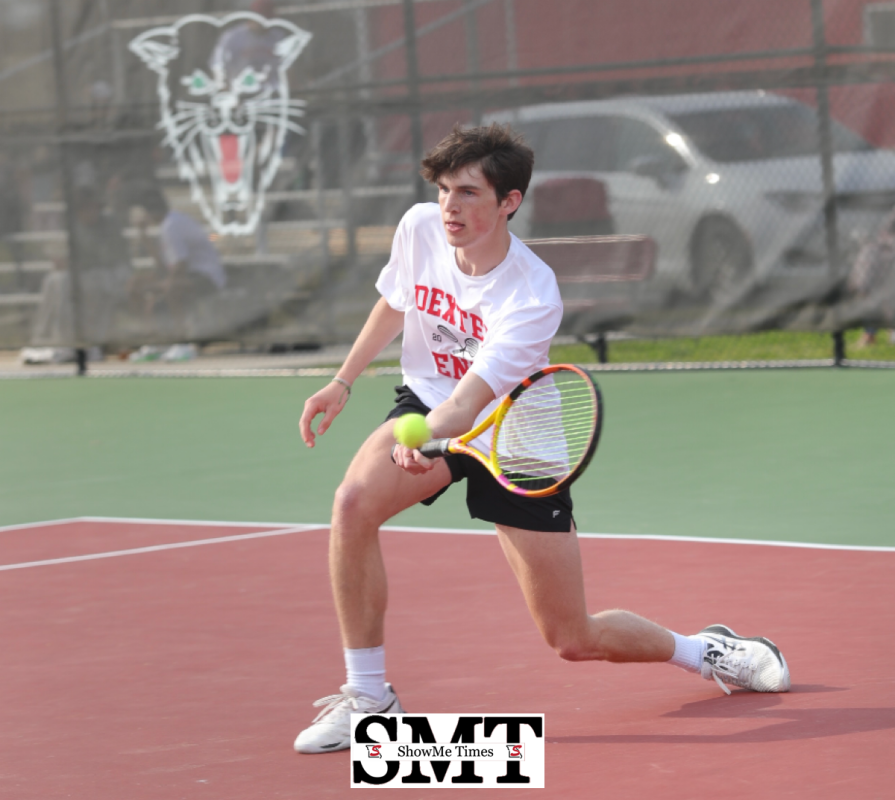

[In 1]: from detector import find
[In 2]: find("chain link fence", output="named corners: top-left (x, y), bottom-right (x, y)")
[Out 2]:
top-left (1, 0), bottom-right (894, 369)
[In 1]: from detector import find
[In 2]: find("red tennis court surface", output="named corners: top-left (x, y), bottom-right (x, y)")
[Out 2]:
top-left (2, 519), bottom-right (893, 799)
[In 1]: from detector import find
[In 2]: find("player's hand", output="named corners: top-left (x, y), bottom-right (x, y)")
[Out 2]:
top-left (300, 380), bottom-right (350, 447)
top-left (391, 443), bottom-right (436, 475)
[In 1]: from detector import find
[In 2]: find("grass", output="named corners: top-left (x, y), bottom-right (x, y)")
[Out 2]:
top-left (549, 329), bottom-right (895, 365)
top-left (368, 329), bottom-right (895, 369)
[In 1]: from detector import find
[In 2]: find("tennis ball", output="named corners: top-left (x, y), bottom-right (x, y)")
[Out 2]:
top-left (394, 413), bottom-right (430, 449)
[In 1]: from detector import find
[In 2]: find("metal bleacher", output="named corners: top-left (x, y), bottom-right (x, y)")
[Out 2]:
top-left (0, 164), bottom-right (404, 349)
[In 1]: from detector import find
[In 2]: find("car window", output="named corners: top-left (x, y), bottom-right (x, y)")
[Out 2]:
top-left (520, 116), bottom-right (618, 171)
top-left (614, 117), bottom-right (679, 171)
top-left (668, 104), bottom-right (872, 163)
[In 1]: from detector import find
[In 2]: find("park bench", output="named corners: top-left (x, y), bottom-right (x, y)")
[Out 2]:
top-left (524, 234), bottom-right (657, 362)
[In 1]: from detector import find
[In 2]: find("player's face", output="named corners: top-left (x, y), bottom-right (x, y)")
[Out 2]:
top-left (436, 164), bottom-right (518, 251)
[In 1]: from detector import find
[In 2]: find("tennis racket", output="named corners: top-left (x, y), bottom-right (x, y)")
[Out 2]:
top-left (418, 364), bottom-right (602, 498)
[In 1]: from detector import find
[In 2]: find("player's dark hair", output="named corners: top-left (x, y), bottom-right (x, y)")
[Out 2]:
top-left (420, 123), bottom-right (534, 220)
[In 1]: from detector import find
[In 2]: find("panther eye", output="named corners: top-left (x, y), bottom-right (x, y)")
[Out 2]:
top-left (182, 70), bottom-right (215, 96)
top-left (234, 67), bottom-right (266, 94)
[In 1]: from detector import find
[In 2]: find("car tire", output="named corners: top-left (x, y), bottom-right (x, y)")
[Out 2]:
top-left (691, 217), bottom-right (753, 304)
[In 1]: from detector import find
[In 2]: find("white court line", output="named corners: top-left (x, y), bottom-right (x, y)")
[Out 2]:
top-left (78, 515), bottom-right (308, 529)
top-left (0, 518), bottom-right (83, 534)
top-left (0, 516), bottom-right (319, 535)
top-left (22, 517), bottom-right (895, 551)
top-left (0, 518), bottom-right (891, 572)
top-left (380, 525), bottom-right (895, 552)
top-left (577, 531), bottom-right (895, 552)
top-left (0, 525), bottom-right (319, 571)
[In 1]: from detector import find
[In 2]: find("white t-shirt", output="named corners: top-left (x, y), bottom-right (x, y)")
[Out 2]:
top-left (160, 211), bottom-right (227, 289)
top-left (376, 203), bottom-right (563, 452)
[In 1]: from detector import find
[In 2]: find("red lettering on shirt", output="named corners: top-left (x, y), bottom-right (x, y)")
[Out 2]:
top-left (427, 287), bottom-right (444, 316)
top-left (441, 292), bottom-right (458, 325)
top-left (457, 308), bottom-right (469, 333)
top-left (450, 354), bottom-right (470, 379)
top-left (471, 314), bottom-right (486, 340)
top-left (432, 352), bottom-right (452, 377)
top-left (415, 283), bottom-right (484, 348)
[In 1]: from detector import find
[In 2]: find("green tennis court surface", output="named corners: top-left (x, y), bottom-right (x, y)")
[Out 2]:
top-left (0, 370), bottom-right (893, 546)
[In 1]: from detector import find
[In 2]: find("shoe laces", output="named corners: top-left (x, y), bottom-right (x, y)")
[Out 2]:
top-left (706, 644), bottom-right (756, 695)
top-left (310, 685), bottom-right (381, 724)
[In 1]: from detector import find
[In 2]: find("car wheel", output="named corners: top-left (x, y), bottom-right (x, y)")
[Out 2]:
top-left (691, 217), bottom-right (753, 304)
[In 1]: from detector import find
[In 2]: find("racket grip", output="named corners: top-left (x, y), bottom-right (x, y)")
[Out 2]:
top-left (418, 438), bottom-right (451, 459)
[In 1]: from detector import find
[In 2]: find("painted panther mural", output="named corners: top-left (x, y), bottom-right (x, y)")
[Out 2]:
top-left (130, 12), bottom-right (312, 236)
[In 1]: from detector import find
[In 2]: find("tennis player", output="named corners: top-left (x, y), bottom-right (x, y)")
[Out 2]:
top-left (295, 124), bottom-right (790, 754)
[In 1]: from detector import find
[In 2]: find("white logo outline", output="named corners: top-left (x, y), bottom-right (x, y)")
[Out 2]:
top-left (129, 12), bottom-right (312, 236)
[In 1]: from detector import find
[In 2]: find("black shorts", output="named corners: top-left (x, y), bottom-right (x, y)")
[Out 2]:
top-left (385, 385), bottom-right (575, 533)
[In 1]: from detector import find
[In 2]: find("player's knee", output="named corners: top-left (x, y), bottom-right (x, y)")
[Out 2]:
top-left (548, 621), bottom-right (610, 662)
top-left (553, 642), bottom-right (582, 662)
top-left (333, 480), bottom-right (367, 521)
top-left (545, 628), bottom-right (593, 662)
top-left (332, 479), bottom-right (385, 529)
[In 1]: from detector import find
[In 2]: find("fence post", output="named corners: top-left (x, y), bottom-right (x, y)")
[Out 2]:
top-left (49, 0), bottom-right (87, 375)
top-left (833, 330), bottom-right (846, 365)
top-left (338, 107), bottom-right (357, 265)
top-left (312, 121), bottom-right (334, 340)
top-left (595, 334), bottom-right (608, 364)
top-left (464, 0), bottom-right (482, 125)
top-left (402, 0), bottom-right (426, 204)
top-left (810, 1), bottom-right (843, 301)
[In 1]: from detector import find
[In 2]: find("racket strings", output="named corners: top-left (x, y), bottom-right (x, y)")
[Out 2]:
top-left (495, 373), bottom-right (598, 485)
top-left (499, 401), bottom-right (596, 427)
top-left (498, 416), bottom-right (595, 445)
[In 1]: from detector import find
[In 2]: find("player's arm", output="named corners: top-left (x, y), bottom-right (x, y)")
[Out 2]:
top-left (393, 370), bottom-right (495, 473)
top-left (394, 299), bottom-right (561, 473)
top-left (426, 371), bottom-right (495, 438)
top-left (300, 297), bottom-right (404, 447)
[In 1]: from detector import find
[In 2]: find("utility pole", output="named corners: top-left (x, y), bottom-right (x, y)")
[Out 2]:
top-left (402, 0), bottom-right (426, 204)
top-left (49, 0), bottom-right (88, 375)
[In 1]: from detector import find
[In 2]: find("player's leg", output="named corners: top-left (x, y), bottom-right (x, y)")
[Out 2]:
top-left (329, 419), bottom-right (452, 649)
top-left (495, 523), bottom-right (790, 693)
top-left (461, 457), bottom-right (675, 662)
top-left (295, 419), bottom-right (452, 754)
top-left (494, 524), bottom-right (674, 662)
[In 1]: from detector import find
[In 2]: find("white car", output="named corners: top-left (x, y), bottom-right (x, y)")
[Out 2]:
top-left (489, 92), bottom-right (895, 302)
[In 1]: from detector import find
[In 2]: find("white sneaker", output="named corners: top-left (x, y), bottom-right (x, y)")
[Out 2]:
top-left (19, 347), bottom-right (53, 365)
top-left (162, 343), bottom-right (197, 362)
top-left (293, 683), bottom-right (404, 754)
top-left (19, 347), bottom-right (76, 364)
top-left (128, 345), bottom-right (165, 362)
top-left (697, 624), bottom-right (791, 694)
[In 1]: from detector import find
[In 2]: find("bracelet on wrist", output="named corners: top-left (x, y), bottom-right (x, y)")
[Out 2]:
top-left (332, 376), bottom-right (351, 401)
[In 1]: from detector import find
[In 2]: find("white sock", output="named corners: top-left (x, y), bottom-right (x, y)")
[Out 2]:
top-left (344, 646), bottom-right (387, 701)
top-left (667, 631), bottom-right (707, 673)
